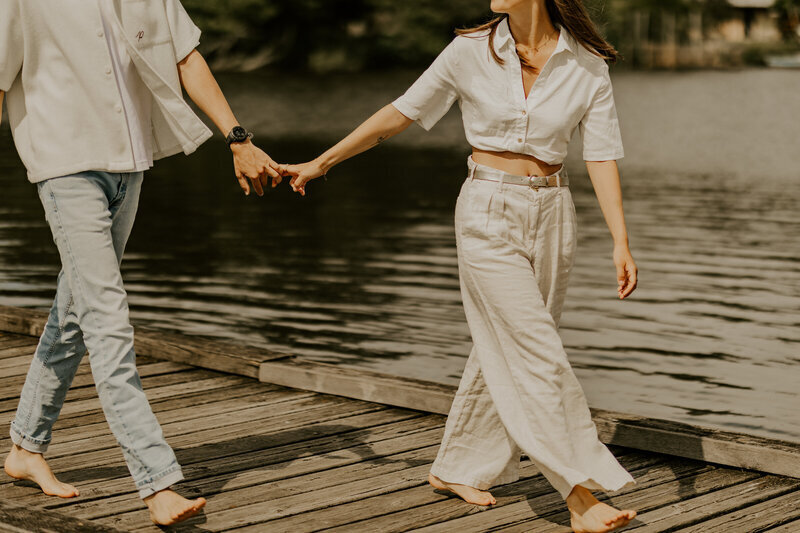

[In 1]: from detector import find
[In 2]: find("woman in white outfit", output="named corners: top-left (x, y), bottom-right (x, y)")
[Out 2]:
top-left (281, 1), bottom-right (639, 531)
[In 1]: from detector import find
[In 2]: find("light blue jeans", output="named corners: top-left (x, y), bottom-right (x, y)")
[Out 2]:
top-left (10, 171), bottom-right (183, 499)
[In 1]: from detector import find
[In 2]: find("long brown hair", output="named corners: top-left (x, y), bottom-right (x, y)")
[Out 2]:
top-left (456, 1), bottom-right (619, 67)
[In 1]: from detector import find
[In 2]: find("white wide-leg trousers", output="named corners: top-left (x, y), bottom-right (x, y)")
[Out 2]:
top-left (430, 161), bottom-right (635, 500)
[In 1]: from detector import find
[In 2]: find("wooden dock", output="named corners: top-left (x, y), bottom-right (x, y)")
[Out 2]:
top-left (0, 305), bottom-right (798, 532)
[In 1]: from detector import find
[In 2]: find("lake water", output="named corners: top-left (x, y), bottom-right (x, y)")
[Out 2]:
top-left (1, 68), bottom-right (798, 442)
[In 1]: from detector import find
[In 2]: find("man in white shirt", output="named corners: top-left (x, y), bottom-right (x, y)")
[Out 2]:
top-left (0, 0), bottom-right (279, 525)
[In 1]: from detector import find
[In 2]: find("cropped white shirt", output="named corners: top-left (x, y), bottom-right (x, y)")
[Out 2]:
top-left (392, 18), bottom-right (624, 164)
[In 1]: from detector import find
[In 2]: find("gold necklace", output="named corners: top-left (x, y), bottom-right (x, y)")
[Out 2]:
top-left (518, 30), bottom-right (558, 55)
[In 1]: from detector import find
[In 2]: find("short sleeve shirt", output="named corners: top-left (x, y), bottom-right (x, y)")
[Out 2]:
top-left (0, 0), bottom-right (211, 183)
top-left (392, 18), bottom-right (624, 164)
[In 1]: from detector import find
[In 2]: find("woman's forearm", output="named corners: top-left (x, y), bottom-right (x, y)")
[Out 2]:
top-left (177, 50), bottom-right (239, 136)
top-left (315, 104), bottom-right (413, 173)
top-left (586, 160), bottom-right (629, 247)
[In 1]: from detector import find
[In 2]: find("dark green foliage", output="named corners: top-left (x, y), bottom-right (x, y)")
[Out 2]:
top-left (186, 0), bottom-right (491, 71)
top-left (184, 0), bottom-right (797, 71)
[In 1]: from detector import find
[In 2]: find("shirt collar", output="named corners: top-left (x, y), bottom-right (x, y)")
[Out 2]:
top-left (493, 17), bottom-right (577, 57)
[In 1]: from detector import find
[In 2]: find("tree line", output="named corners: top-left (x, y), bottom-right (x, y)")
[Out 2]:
top-left (182, 0), bottom-right (800, 71)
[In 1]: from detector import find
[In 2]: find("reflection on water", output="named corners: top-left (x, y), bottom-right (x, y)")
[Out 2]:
top-left (1, 68), bottom-right (798, 442)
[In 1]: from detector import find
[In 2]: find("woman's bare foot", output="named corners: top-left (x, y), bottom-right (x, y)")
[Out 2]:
top-left (3, 444), bottom-right (80, 498)
top-left (144, 489), bottom-right (206, 526)
top-left (566, 485), bottom-right (636, 533)
top-left (428, 473), bottom-right (496, 506)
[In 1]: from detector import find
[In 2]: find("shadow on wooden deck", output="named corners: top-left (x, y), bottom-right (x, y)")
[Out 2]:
top-left (0, 305), bottom-right (798, 532)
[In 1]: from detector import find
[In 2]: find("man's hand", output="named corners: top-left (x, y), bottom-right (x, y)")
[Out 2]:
top-left (230, 141), bottom-right (282, 196)
top-left (278, 159), bottom-right (328, 197)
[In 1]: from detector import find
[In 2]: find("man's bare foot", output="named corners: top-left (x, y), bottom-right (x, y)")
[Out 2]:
top-left (567, 485), bottom-right (636, 533)
top-left (144, 489), bottom-right (206, 526)
top-left (428, 473), bottom-right (496, 506)
top-left (3, 444), bottom-right (80, 498)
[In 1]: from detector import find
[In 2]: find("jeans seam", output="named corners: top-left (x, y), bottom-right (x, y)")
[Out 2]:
top-left (47, 181), bottom-right (150, 476)
top-left (20, 186), bottom-right (73, 437)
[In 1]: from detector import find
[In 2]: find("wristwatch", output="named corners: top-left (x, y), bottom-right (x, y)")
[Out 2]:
top-left (226, 126), bottom-right (253, 146)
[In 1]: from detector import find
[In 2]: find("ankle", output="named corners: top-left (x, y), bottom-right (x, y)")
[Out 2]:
top-left (567, 485), bottom-right (597, 509)
top-left (10, 444), bottom-right (29, 459)
top-left (144, 489), bottom-right (170, 502)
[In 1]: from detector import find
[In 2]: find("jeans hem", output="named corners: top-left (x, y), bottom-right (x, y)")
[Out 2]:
top-left (137, 466), bottom-right (184, 499)
top-left (9, 424), bottom-right (51, 454)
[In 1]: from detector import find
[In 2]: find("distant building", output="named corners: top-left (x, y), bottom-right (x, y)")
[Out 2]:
top-left (721, 0), bottom-right (781, 42)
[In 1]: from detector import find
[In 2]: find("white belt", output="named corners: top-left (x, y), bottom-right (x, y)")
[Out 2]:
top-left (468, 158), bottom-right (568, 188)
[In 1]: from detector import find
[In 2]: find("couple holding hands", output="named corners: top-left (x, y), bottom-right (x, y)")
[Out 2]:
top-left (1, 0), bottom-right (638, 531)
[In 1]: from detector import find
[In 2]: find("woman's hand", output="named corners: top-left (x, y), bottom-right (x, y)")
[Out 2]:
top-left (613, 244), bottom-right (638, 299)
top-left (279, 159), bottom-right (328, 196)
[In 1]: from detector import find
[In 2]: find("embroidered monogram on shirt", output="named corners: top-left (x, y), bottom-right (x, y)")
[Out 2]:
top-left (137, 30), bottom-right (144, 42)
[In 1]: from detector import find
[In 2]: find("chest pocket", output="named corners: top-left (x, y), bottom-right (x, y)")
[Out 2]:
top-left (463, 78), bottom-right (518, 137)
top-left (119, 0), bottom-right (171, 49)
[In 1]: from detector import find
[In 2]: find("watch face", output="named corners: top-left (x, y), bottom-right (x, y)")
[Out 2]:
top-left (231, 126), bottom-right (247, 141)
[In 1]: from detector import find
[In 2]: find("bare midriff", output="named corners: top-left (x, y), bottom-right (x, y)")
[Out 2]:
top-left (471, 148), bottom-right (562, 177)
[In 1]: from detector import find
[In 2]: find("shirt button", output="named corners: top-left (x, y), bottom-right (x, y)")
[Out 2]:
top-left (105, 67), bottom-right (113, 75)
top-left (115, 105), bottom-right (123, 114)
top-left (97, 30), bottom-right (104, 38)
top-left (517, 137), bottom-right (523, 143)
top-left (522, 110), bottom-right (527, 116)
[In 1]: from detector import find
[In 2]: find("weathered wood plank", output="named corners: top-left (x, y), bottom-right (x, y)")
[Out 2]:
top-left (0, 360), bottom-right (191, 403)
top-left (626, 476), bottom-right (800, 532)
top-left (413, 463), bottom-right (754, 533)
top-left (0, 500), bottom-right (123, 533)
top-left (3, 394), bottom-right (371, 470)
top-left (0, 341), bottom-right (39, 358)
top-left (2, 387), bottom-right (311, 454)
top-left (122, 462), bottom-right (433, 532)
top-left (765, 518), bottom-right (800, 532)
top-left (0, 304), bottom-right (289, 378)
top-left (482, 472), bottom-right (785, 533)
top-left (73, 413), bottom-right (436, 531)
top-left (48, 415), bottom-right (439, 519)
top-left (0, 377), bottom-right (250, 447)
top-left (0, 306), bottom-right (48, 337)
top-left (281, 452), bottom-right (666, 533)
top-left (38, 381), bottom-right (274, 432)
top-left (1, 400), bottom-right (394, 493)
top-left (4, 304), bottom-right (798, 479)
top-left (101, 445), bottom-right (444, 530)
top-left (259, 358), bottom-right (800, 479)
top-left (133, 330), bottom-right (287, 379)
top-left (0, 368), bottom-right (222, 414)
top-left (0, 354), bottom-right (38, 370)
top-left (666, 487), bottom-right (800, 532)
top-left (259, 357), bottom-right (456, 415)
top-left (591, 408), bottom-right (800, 480)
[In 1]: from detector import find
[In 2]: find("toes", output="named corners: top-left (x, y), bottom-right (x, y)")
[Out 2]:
top-left (471, 492), bottom-right (495, 506)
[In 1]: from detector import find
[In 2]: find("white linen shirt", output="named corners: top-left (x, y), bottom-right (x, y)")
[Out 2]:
top-left (392, 18), bottom-right (624, 164)
top-left (98, 0), bottom-right (155, 172)
top-left (0, 0), bottom-right (213, 183)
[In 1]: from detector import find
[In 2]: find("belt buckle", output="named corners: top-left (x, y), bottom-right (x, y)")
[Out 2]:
top-left (528, 175), bottom-right (539, 191)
